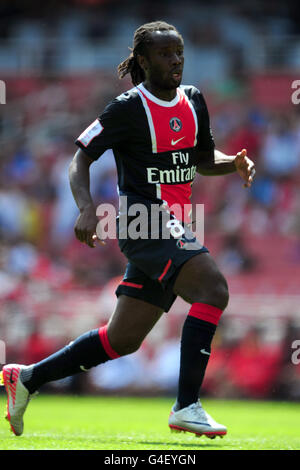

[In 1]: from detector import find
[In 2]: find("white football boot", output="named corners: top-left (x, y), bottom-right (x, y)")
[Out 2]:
top-left (0, 364), bottom-right (37, 436)
top-left (168, 400), bottom-right (227, 439)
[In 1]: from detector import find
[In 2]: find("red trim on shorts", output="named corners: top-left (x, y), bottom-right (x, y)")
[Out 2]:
top-left (158, 259), bottom-right (172, 282)
top-left (188, 302), bottom-right (223, 326)
top-left (120, 281), bottom-right (143, 289)
top-left (98, 326), bottom-right (120, 359)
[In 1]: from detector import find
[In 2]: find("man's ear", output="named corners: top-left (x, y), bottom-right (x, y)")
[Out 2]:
top-left (137, 54), bottom-right (148, 72)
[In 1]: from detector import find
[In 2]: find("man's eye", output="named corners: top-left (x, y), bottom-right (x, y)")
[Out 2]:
top-left (160, 51), bottom-right (183, 57)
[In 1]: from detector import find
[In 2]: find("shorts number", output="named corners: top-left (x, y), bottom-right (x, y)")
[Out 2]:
top-left (166, 219), bottom-right (185, 238)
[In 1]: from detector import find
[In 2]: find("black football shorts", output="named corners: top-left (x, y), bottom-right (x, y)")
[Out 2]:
top-left (115, 221), bottom-right (209, 312)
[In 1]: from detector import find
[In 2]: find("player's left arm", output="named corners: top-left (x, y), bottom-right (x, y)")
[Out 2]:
top-left (197, 148), bottom-right (256, 188)
top-left (193, 89), bottom-right (255, 187)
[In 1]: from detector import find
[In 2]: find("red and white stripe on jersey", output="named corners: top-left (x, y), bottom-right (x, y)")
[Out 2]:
top-left (136, 84), bottom-right (198, 221)
top-left (160, 181), bottom-right (193, 222)
top-left (136, 84), bottom-right (198, 153)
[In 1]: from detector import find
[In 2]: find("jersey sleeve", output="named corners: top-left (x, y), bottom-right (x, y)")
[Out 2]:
top-left (195, 90), bottom-right (215, 152)
top-left (190, 88), bottom-right (215, 166)
top-left (75, 99), bottom-right (127, 161)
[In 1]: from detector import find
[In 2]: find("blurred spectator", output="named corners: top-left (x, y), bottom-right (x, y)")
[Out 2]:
top-left (217, 233), bottom-right (257, 275)
top-left (223, 327), bottom-right (282, 399)
top-left (261, 116), bottom-right (300, 178)
top-left (273, 321), bottom-right (300, 400)
top-left (90, 353), bottom-right (149, 392)
top-left (21, 322), bottom-right (57, 366)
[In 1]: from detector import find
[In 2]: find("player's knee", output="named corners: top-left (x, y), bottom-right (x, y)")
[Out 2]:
top-left (110, 334), bottom-right (142, 356)
top-left (118, 342), bottom-right (141, 356)
top-left (212, 276), bottom-right (229, 311)
top-left (190, 272), bottom-right (229, 310)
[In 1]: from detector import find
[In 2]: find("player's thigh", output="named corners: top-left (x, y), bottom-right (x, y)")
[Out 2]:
top-left (173, 252), bottom-right (229, 308)
top-left (107, 295), bottom-right (163, 354)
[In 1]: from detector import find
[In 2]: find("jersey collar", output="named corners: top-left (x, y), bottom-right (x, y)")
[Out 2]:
top-left (137, 83), bottom-right (180, 107)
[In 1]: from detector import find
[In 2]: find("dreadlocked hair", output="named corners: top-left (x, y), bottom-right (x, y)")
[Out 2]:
top-left (118, 21), bottom-right (182, 86)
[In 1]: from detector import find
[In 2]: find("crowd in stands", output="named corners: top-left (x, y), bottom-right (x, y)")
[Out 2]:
top-left (0, 0), bottom-right (300, 399)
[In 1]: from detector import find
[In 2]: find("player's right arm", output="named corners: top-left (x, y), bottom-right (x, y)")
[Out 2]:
top-left (71, 98), bottom-right (128, 247)
top-left (69, 148), bottom-right (103, 248)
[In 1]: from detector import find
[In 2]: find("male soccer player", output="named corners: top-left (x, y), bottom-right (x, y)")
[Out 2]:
top-left (1, 21), bottom-right (255, 438)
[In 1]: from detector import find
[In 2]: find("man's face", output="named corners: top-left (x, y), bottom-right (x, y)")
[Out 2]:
top-left (139, 30), bottom-right (184, 91)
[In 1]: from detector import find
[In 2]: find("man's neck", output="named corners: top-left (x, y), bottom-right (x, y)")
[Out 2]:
top-left (142, 81), bottom-right (177, 102)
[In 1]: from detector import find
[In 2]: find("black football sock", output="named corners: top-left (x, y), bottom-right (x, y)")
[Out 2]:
top-left (21, 326), bottom-right (119, 394)
top-left (177, 302), bottom-right (223, 410)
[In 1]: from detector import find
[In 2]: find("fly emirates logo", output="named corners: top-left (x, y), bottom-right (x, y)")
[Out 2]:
top-left (147, 151), bottom-right (197, 184)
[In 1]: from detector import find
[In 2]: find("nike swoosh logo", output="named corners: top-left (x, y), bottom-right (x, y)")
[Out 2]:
top-left (200, 349), bottom-right (211, 356)
top-left (183, 420), bottom-right (211, 426)
top-left (171, 136), bottom-right (185, 146)
top-left (9, 369), bottom-right (15, 384)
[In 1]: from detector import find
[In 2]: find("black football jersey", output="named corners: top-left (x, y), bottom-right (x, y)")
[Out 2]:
top-left (75, 83), bottom-right (214, 221)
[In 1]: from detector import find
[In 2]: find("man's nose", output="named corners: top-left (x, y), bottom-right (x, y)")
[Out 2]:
top-left (171, 53), bottom-right (182, 65)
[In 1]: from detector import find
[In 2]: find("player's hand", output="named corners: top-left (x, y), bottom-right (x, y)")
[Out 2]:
top-left (74, 205), bottom-right (106, 248)
top-left (234, 149), bottom-right (256, 188)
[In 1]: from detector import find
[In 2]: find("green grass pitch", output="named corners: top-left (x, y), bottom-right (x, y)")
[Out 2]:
top-left (0, 395), bottom-right (299, 450)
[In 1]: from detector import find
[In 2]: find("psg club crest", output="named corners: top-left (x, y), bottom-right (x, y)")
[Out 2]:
top-left (169, 117), bottom-right (182, 133)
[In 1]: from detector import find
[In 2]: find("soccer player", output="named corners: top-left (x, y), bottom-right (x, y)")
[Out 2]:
top-left (1, 21), bottom-right (255, 438)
